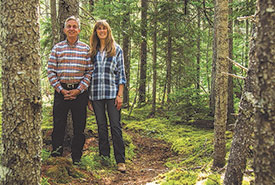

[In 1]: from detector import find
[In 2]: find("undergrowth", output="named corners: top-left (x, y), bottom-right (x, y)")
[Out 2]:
top-left (123, 104), bottom-right (233, 185)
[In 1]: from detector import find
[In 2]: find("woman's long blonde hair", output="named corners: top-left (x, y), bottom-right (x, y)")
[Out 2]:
top-left (89, 20), bottom-right (116, 59)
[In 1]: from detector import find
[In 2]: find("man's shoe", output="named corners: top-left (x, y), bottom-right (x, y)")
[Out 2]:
top-left (117, 163), bottom-right (126, 173)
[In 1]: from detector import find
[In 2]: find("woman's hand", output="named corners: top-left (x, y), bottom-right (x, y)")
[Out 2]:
top-left (88, 100), bottom-right (94, 111)
top-left (115, 95), bottom-right (123, 110)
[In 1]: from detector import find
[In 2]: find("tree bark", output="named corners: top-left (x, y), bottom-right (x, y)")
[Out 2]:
top-left (50, 0), bottom-right (58, 47)
top-left (58, 0), bottom-right (79, 41)
top-left (151, 0), bottom-right (158, 116)
top-left (227, 0), bottom-right (234, 125)
top-left (122, 5), bottom-right (131, 108)
top-left (224, 23), bottom-right (257, 185)
top-left (254, 1), bottom-right (275, 184)
top-left (0, 0), bottom-right (42, 184)
top-left (196, 2), bottom-right (201, 92)
top-left (213, 0), bottom-right (229, 168)
top-left (57, 0), bottom-right (80, 150)
top-left (210, 0), bottom-right (217, 116)
top-left (138, 0), bottom-right (148, 104)
top-left (166, 19), bottom-right (172, 104)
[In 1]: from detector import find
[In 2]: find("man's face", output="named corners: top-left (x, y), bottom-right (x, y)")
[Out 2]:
top-left (64, 20), bottom-right (80, 39)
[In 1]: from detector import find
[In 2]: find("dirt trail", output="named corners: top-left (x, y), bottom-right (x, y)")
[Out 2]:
top-left (42, 130), bottom-right (174, 185)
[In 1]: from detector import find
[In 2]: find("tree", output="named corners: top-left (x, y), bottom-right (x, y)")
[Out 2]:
top-left (0, 0), bottom-right (42, 184)
top-left (57, 0), bottom-right (80, 150)
top-left (58, 0), bottom-right (79, 41)
top-left (227, 0), bottom-right (234, 125)
top-left (122, 1), bottom-right (131, 108)
top-left (138, 0), bottom-right (148, 104)
top-left (151, 0), bottom-right (158, 116)
top-left (254, 1), bottom-right (275, 184)
top-left (224, 23), bottom-right (257, 185)
top-left (50, 0), bottom-right (58, 47)
top-left (213, 0), bottom-right (229, 168)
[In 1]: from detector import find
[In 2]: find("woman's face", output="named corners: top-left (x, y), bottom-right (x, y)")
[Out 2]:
top-left (96, 25), bottom-right (108, 40)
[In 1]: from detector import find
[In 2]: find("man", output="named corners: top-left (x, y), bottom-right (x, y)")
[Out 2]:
top-left (47, 16), bottom-right (93, 164)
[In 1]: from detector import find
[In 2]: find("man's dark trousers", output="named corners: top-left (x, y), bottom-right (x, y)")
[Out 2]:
top-left (51, 90), bottom-right (88, 162)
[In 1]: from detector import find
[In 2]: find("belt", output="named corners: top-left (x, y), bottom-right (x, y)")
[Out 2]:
top-left (61, 83), bottom-right (79, 90)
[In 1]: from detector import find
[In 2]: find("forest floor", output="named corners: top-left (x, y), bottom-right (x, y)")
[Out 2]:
top-left (41, 128), bottom-right (175, 185)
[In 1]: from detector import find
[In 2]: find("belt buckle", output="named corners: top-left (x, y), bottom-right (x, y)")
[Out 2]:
top-left (67, 83), bottom-right (74, 89)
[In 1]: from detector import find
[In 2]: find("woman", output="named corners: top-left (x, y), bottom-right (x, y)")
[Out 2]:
top-left (88, 20), bottom-right (126, 172)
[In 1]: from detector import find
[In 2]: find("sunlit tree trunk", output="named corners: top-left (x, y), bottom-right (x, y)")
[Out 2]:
top-left (0, 0), bottom-right (42, 184)
top-left (213, 0), bottom-right (229, 168)
top-left (138, 0), bottom-right (148, 104)
top-left (224, 23), bottom-right (257, 185)
top-left (254, 1), bottom-right (275, 184)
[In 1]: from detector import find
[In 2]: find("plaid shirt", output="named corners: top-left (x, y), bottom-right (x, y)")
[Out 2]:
top-left (89, 44), bottom-right (126, 100)
top-left (48, 40), bottom-right (93, 93)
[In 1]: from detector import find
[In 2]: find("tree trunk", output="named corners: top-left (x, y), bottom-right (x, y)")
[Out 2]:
top-left (210, 0), bottom-right (217, 116)
top-left (151, 0), bottom-right (158, 116)
top-left (254, 1), bottom-right (275, 184)
top-left (227, 0), bottom-right (234, 126)
top-left (196, 2), bottom-right (201, 92)
top-left (57, 0), bottom-right (80, 150)
top-left (122, 7), bottom-right (130, 108)
top-left (213, 0), bottom-right (229, 169)
top-left (224, 23), bottom-right (257, 185)
top-left (58, 0), bottom-right (79, 41)
top-left (0, 0), bottom-right (42, 184)
top-left (166, 19), bottom-right (172, 104)
top-left (138, 0), bottom-right (148, 104)
top-left (50, 0), bottom-right (58, 47)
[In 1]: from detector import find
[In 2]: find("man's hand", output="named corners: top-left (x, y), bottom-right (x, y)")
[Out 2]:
top-left (88, 101), bottom-right (93, 112)
top-left (62, 89), bottom-right (80, 100)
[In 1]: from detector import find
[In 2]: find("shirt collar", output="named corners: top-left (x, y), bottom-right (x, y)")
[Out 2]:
top-left (65, 38), bottom-right (79, 47)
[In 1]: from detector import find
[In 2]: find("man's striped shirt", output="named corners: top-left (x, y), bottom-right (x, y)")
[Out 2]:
top-left (48, 40), bottom-right (93, 93)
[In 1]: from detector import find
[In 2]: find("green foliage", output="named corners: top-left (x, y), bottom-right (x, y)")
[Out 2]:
top-left (41, 149), bottom-right (51, 162)
top-left (160, 170), bottom-right (197, 185)
top-left (205, 173), bottom-right (221, 185)
top-left (41, 177), bottom-right (50, 185)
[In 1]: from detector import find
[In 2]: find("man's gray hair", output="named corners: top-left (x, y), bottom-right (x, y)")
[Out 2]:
top-left (64, 16), bottom-right (80, 29)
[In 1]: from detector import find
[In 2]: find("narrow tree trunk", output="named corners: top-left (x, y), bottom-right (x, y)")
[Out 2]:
top-left (213, 0), bottom-right (229, 168)
top-left (166, 20), bottom-right (172, 104)
top-left (151, 0), bottom-right (158, 116)
top-left (196, 2), bottom-right (201, 92)
top-left (50, 0), bottom-right (58, 47)
top-left (138, 0), bottom-right (148, 104)
top-left (227, 0), bottom-right (234, 126)
top-left (210, 0), bottom-right (217, 116)
top-left (224, 23), bottom-right (257, 185)
top-left (0, 0), bottom-right (42, 184)
top-left (122, 9), bottom-right (131, 108)
top-left (254, 1), bottom-right (275, 184)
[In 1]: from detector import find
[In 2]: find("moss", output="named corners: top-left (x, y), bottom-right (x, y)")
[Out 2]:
top-left (161, 170), bottom-right (198, 185)
top-left (44, 157), bottom-right (87, 183)
top-left (205, 173), bottom-right (221, 185)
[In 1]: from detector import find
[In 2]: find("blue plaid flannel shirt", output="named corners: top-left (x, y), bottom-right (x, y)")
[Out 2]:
top-left (89, 43), bottom-right (126, 101)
